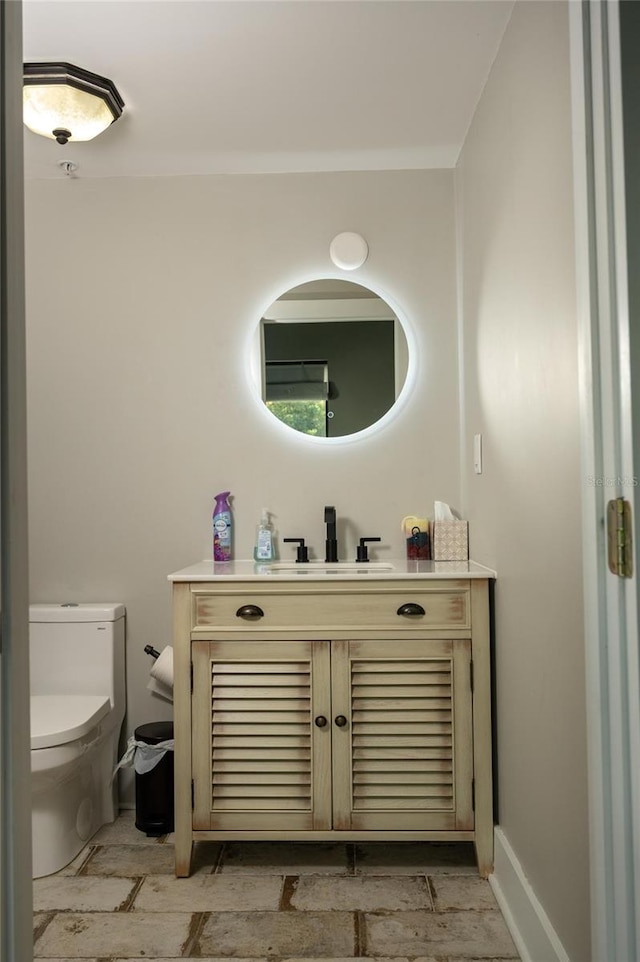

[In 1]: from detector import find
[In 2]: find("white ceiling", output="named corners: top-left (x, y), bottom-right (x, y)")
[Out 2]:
top-left (22, 0), bottom-right (513, 180)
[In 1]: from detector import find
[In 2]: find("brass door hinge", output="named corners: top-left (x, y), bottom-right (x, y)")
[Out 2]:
top-left (607, 498), bottom-right (634, 578)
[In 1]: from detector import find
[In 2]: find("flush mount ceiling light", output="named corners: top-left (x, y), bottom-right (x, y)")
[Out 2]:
top-left (23, 62), bottom-right (124, 145)
top-left (329, 232), bottom-right (369, 271)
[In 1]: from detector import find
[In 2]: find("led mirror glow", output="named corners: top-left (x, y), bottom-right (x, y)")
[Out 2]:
top-left (259, 279), bottom-right (410, 439)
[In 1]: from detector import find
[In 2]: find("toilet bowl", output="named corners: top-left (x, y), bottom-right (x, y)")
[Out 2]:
top-left (30, 604), bottom-right (126, 878)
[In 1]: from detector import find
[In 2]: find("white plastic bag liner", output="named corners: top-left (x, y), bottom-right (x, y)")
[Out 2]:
top-left (113, 735), bottom-right (175, 779)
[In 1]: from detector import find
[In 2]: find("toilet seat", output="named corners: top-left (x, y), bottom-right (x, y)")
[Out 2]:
top-left (30, 695), bottom-right (111, 750)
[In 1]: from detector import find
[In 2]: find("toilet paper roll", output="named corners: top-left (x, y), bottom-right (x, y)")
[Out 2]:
top-left (146, 676), bottom-right (173, 703)
top-left (149, 646), bottom-right (173, 689)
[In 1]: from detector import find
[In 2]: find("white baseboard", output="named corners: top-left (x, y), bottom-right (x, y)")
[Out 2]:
top-left (490, 827), bottom-right (570, 962)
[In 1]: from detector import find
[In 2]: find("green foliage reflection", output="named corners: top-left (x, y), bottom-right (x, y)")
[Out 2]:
top-left (266, 400), bottom-right (327, 437)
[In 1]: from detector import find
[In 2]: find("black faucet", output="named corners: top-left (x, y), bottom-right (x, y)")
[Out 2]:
top-left (356, 537), bottom-right (381, 562)
top-left (324, 506), bottom-right (338, 562)
top-left (283, 537), bottom-right (309, 563)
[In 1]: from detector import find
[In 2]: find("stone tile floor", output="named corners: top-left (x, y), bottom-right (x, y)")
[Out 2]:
top-left (33, 811), bottom-right (521, 961)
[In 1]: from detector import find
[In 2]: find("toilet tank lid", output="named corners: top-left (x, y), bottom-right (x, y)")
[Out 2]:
top-left (29, 603), bottom-right (125, 623)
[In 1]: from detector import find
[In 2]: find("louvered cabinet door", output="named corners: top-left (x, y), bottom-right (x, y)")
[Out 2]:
top-left (331, 639), bottom-right (474, 831)
top-left (192, 640), bottom-right (332, 831)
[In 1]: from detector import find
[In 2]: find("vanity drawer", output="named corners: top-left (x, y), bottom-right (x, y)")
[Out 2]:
top-left (191, 583), bottom-right (470, 633)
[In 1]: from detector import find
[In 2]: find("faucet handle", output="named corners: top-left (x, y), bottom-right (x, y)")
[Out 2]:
top-left (283, 537), bottom-right (309, 563)
top-left (356, 537), bottom-right (381, 563)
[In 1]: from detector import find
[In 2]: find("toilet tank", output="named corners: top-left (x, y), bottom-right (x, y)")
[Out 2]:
top-left (29, 604), bottom-right (126, 716)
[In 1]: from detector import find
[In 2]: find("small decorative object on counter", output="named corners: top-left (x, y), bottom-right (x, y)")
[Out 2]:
top-left (213, 491), bottom-right (233, 562)
top-left (253, 508), bottom-right (275, 563)
top-left (401, 515), bottom-right (431, 560)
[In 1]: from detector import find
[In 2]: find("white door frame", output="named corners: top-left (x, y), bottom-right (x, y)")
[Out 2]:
top-left (0, 0), bottom-right (33, 959)
top-left (570, 2), bottom-right (640, 958)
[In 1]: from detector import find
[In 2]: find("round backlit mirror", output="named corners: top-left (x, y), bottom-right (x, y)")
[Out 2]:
top-left (260, 279), bottom-right (410, 438)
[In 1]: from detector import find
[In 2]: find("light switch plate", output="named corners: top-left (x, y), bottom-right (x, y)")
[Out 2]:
top-left (473, 434), bottom-right (482, 474)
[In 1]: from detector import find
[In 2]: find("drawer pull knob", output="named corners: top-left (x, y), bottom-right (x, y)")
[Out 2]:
top-left (236, 604), bottom-right (265, 620)
top-left (397, 602), bottom-right (426, 617)
top-left (314, 715), bottom-right (328, 728)
top-left (334, 715), bottom-right (348, 728)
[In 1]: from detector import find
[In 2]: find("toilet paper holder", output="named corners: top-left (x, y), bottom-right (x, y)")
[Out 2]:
top-left (144, 644), bottom-right (174, 702)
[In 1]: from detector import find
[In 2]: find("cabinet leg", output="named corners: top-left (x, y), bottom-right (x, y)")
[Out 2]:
top-left (474, 829), bottom-right (494, 879)
top-left (174, 834), bottom-right (193, 878)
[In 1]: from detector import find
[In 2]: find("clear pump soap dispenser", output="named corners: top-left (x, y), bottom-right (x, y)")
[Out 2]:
top-left (254, 508), bottom-right (275, 563)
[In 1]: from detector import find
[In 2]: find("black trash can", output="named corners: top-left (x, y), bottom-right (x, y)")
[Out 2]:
top-left (134, 721), bottom-right (174, 836)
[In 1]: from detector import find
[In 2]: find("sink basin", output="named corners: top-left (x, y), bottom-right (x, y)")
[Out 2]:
top-left (268, 562), bottom-right (394, 573)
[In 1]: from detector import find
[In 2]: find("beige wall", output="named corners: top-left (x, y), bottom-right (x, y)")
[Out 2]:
top-left (24, 169), bottom-right (460, 799)
top-left (456, 2), bottom-right (589, 959)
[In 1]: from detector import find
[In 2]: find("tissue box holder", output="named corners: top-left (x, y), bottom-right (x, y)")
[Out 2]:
top-left (431, 521), bottom-right (469, 561)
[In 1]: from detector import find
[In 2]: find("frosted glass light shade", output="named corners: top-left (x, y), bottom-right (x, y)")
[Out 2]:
top-left (23, 63), bottom-right (124, 144)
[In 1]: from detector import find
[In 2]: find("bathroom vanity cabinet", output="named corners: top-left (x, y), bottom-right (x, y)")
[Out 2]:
top-left (169, 561), bottom-right (494, 877)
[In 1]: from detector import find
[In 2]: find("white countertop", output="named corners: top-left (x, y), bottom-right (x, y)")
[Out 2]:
top-left (168, 559), bottom-right (496, 582)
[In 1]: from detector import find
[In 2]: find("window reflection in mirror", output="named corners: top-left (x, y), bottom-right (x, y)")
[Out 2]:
top-left (265, 360), bottom-right (329, 436)
top-left (261, 280), bottom-right (408, 438)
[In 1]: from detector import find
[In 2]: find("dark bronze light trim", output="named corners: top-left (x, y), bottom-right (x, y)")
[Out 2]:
top-left (24, 62), bottom-right (124, 117)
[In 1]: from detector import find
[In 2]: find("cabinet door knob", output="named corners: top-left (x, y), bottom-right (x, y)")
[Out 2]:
top-left (396, 602), bottom-right (426, 617)
top-left (334, 715), bottom-right (348, 728)
top-left (235, 604), bottom-right (265, 619)
top-left (314, 715), bottom-right (328, 728)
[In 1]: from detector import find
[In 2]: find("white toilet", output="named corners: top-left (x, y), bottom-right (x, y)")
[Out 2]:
top-left (29, 603), bottom-right (126, 878)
